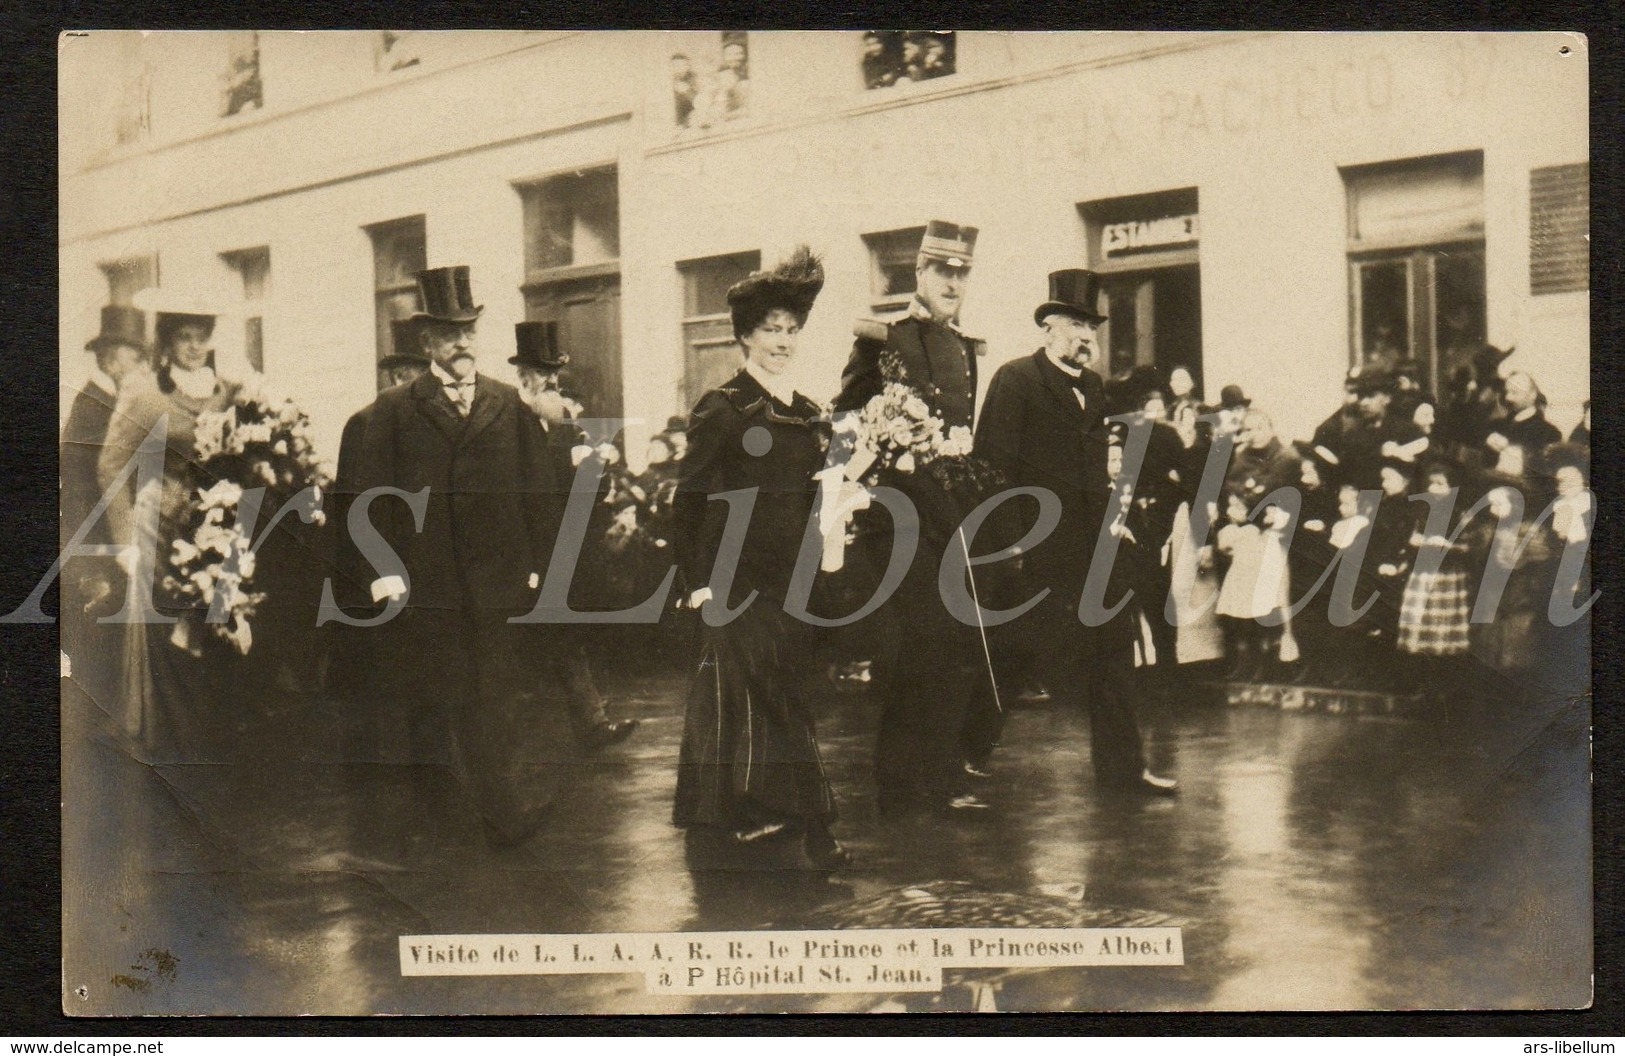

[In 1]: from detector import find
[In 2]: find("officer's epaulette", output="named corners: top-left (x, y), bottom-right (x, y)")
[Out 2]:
top-left (852, 317), bottom-right (890, 342)
top-left (967, 337), bottom-right (988, 357)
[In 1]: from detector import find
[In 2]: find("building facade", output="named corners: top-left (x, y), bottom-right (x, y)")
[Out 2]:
top-left (61, 30), bottom-right (1589, 464)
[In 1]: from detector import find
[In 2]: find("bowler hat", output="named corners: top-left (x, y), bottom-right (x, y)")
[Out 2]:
top-left (917, 220), bottom-right (977, 269)
top-left (1034, 269), bottom-right (1107, 326)
top-left (412, 266), bottom-right (484, 324)
top-left (380, 317), bottom-right (430, 370)
top-left (85, 305), bottom-right (148, 355)
top-left (510, 321), bottom-right (569, 371)
top-left (1218, 384), bottom-right (1252, 410)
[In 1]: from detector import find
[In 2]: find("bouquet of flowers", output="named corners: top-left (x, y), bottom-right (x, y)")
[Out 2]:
top-left (163, 386), bottom-right (331, 654)
top-left (850, 380), bottom-right (975, 484)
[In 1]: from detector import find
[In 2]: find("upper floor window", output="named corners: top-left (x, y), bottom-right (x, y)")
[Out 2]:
top-left (100, 256), bottom-right (157, 307)
top-left (375, 30), bottom-right (423, 73)
top-left (222, 31), bottom-right (263, 118)
top-left (116, 66), bottom-right (151, 145)
top-left (670, 32), bottom-right (750, 132)
top-left (862, 226), bottom-right (926, 312)
top-left (861, 31), bottom-right (956, 90)
top-left (221, 246), bottom-right (270, 373)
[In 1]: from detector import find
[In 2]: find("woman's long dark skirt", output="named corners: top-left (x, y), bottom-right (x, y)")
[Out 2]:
top-left (673, 601), bottom-right (835, 830)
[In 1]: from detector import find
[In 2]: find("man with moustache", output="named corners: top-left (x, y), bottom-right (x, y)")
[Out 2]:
top-left (975, 270), bottom-right (1176, 796)
top-left (354, 266), bottom-right (560, 846)
top-left (835, 221), bottom-right (994, 816)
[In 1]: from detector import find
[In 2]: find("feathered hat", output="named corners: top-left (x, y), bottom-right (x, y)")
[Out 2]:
top-left (727, 245), bottom-right (825, 339)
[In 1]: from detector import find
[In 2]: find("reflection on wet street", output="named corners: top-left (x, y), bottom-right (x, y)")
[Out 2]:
top-left (62, 657), bottom-right (1590, 1015)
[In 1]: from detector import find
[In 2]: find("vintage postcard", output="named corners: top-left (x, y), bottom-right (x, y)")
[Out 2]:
top-left (53, 30), bottom-right (1590, 1014)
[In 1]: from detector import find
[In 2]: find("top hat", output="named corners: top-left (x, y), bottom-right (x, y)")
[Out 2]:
top-left (1349, 368), bottom-right (1394, 396)
top-left (1218, 384), bottom-right (1252, 410)
top-left (1034, 269), bottom-right (1107, 326)
top-left (380, 317), bottom-right (430, 370)
top-left (412, 266), bottom-right (484, 324)
top-left (510, 321), bottom-right (569, 371)
top-left (85, 305), bottom-right (149, 355)
top-left (917, 220), bottom-right (978, 269)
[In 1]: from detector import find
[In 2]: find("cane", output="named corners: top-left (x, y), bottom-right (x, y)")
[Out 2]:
top-left (957, 526), bottom-right (1004, 716)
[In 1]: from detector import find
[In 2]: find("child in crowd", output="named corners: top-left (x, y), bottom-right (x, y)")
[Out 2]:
top-left (1214, 486), bottom-right (1290, 681)
top-left (1395, 462), bottom-right (1475, 698)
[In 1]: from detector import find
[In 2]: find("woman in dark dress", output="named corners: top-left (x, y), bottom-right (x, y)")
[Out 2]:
top-left (671, 247), bottom-right (847, 869)
top-left (98, 304), bottom-right (241, 760)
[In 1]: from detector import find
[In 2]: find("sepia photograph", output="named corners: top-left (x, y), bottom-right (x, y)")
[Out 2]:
top-left (51, 29), bottom-right (1591, 1015)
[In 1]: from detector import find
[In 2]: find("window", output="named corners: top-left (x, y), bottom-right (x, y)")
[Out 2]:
top-left (222, 247), bottom-right (270, 373)
top-left (520, 168), bottom-right (620, 278)
top-left (679, 251), bottom-right (760, 409)
top-left (863, 227), bottom-right (926, 312)
top-left (1530, 162), bottom-right (1588, 295)
top-left (375, 30), bottom-right (423, 73)
top-left (1343, 152), bottom-right (1485, 395)
top-left (222, 31), bottom-right (263, 118)
top-left (365, 216), bottom-right (427, 383)
top-left (670, 31), bottom-right (750, 132)
top-left (116, 66), bottom-right (151, 145)
top-left (99, 257), bottom-right (157, 307)
top-left (860, 31), bottom-right (955, 90)
top-left (518, 170), bottom-right (623, 418)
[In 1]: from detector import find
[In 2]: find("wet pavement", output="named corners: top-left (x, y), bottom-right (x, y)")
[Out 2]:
top-left (62, 646), bottom-right (1591, 1015)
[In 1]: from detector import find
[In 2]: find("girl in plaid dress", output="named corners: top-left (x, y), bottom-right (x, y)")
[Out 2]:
top-left (1397, 463), bottom-right (1475, 692)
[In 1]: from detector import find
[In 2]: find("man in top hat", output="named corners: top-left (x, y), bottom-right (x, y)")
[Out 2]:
top-left (835, 220), bottom-right (984, 430)
top-left (510, 320), bottom-right (637, 752)
top-left (976, 269), bottom-right (1176, 796)
top-left (62, 305), bottom-right (152, 702)
top-left (326, 317), bottom-right (431, 714)
top-left (352, 266), bottom-right (562, 846)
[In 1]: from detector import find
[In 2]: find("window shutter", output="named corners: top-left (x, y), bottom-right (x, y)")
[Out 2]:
top-left (1530, 163), bottom-right (1588, 295)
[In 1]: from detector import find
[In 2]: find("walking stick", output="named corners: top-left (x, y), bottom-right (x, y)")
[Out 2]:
top-left (957, 526), bottom-right (1004, 716)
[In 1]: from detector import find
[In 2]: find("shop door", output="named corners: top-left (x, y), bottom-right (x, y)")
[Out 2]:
top-left (1100, 264), bottom-right (1203, 390)
top-left (526, 274), bottom-right (624, 421)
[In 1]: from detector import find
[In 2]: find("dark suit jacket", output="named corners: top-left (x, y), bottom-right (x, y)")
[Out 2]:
top-left (834, 314), bottom-right (980, 430)
top-left (974, 350), bottom-right (1110, 587)
top-left (1494, 410), bottom-right (1563, 459)
top-left (329, 402), bottom-right (374, 609)
top-left (61, 381), bottom-right (118, 549)
top-left (354, 371), bottom-right (558, 613)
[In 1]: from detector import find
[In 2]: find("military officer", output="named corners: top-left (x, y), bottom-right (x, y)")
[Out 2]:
top-left (835, 221), bottom-right (997, 816)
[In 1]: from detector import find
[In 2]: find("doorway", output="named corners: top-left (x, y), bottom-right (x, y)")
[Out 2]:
top-left (1099, 264), bottom-right (1203, 391)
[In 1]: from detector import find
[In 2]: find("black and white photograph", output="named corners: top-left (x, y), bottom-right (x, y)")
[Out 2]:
top-left (51, 29), bottom-right (1591, 1015)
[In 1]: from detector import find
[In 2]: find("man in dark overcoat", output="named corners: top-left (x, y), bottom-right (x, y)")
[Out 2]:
top-left (975, 270), bottom-right (1176, 795)
top-left (510, 320), bottom-right (637, 751)
top-left (62, 305), bottom-right (150, 706)
top-left (327, 317), bottom-right (430, 745)
top-left (833, 221), bottom-right (996, 816)
top-left (354, 266), bottom-right (560, 845)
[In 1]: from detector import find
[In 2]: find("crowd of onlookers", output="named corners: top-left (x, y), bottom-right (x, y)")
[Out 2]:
top-left (1096, 351), bottom-right (1591, 697)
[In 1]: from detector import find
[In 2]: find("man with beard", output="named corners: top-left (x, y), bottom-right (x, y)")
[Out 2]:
top-left (354, 266), bottom-right (560, 846)
top-left (976, 269), bottom-right (1176, 797)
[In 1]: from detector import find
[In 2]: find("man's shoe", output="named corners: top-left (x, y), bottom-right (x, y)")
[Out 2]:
top-left (581, 718), bottom-right (639, 751)
top-left (1015, 684), bottom-right (1052, 704)
top-left (937, 793), bottom-right (993, 816)
top-left (963, 761), bottom-right (993, 780)
top-left (1136, 769), bottom-right (1179, 796)
top-left (804, 830), bottom-right (853, 870)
